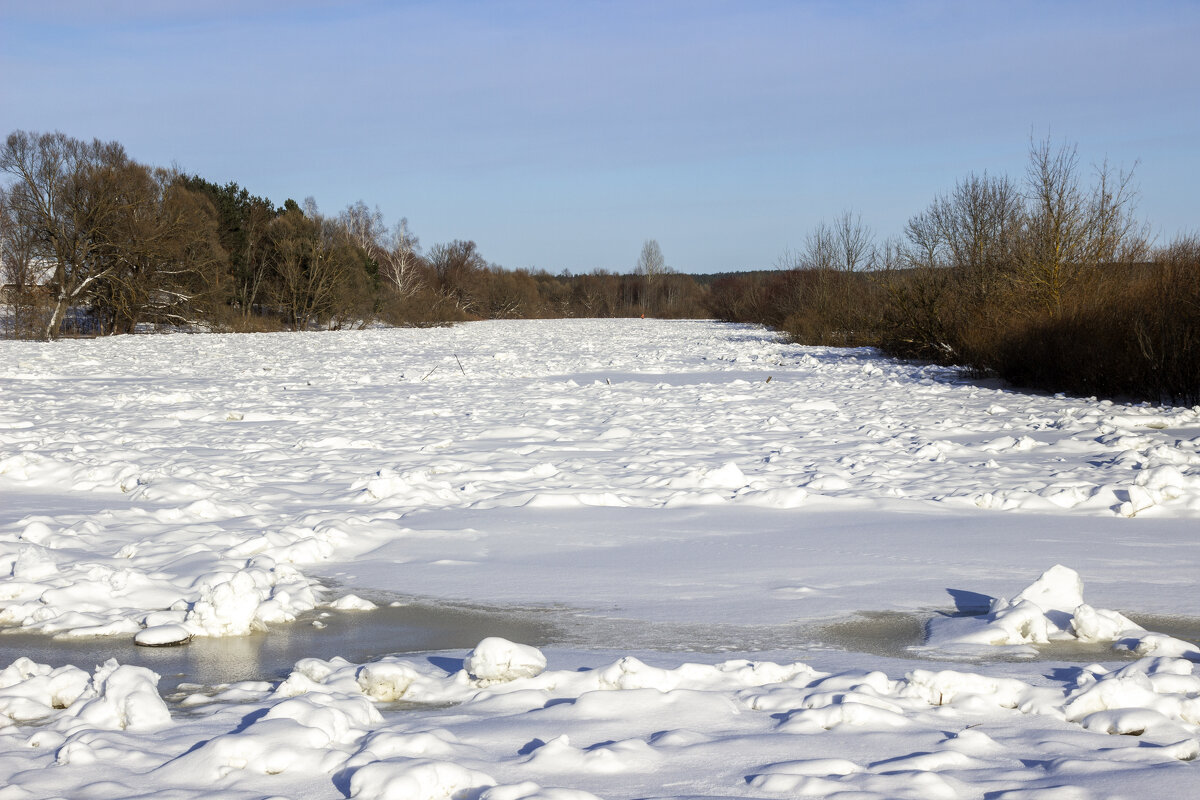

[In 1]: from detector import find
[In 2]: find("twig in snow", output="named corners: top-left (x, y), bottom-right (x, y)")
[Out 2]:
top-left (422, 364), bottom-right (439, 381)
top-left (454, 354), bottom-right (466, 376)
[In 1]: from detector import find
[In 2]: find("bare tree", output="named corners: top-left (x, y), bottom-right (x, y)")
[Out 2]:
top-left (88, 167), bottom-right (226, 334)
top-left (339, 201), bottom-right (422, 300)
top-left (269, 199), bottom-right (370, 330)
top-left (833, 210), bottom-right (874, 272)
top-left (380, 217), bottom-right (422, 298)
top-left (932, 173), bottom-right (1021, 288)
top-left (790, 211), bottom-right (872, 273)
top-left (902, 209), bottom-right (945, 270)
top-left (0, 131), bottom-right (136, 338)
top-left (636, 239), bottom-right (665, 287)
top-left (0, 184), bottom-right (47, 336)
top-left (483, 267), bottom-right (543, 318)
top-left (1015, 138), bottom-right (1148, 314)
top-left (879, 228), bottom-right (959, 360)
top-left (428, 239), bottom-right (487, 316)
top-left (794, 222), bottom-right (836, 271)
top-left (1088, 157), bottom-right (1151, 266)
top-left (571, 269), bottom-right (616, 317)
top-left (338, 200), bottom-right (386, 254)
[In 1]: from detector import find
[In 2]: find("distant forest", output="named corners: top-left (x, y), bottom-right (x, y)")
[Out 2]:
top-left (2, 129), bottom-right (1197, 404)
top-left (0, 130), bottom-right (708, 340)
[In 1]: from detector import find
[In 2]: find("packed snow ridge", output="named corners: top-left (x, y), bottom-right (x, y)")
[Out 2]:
top-left (3, 632), bottom-right (1198, 799)
top-left (1, 319), bottom-right (1199, 798)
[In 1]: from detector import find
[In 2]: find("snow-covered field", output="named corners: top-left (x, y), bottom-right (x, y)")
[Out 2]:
top-left (1, 318), bottom-right (1198, 799)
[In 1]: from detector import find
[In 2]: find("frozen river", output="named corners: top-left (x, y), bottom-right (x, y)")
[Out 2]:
top-left (1, 319), bottom-right (1198, 799)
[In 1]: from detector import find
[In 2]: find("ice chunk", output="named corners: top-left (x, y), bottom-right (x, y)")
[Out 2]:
top-left (921, 566), bottom-right (1167, 657)
top-left (330, 593), bottom-right (378, 611)
top-left (465, 638), bottom-right (547, 684)
top-left (134, 624), bottom-right (193, 647)
top-left (357, 662), bottom-right (421, 702)
top-left (994, 563), bottom-right (1084, 628)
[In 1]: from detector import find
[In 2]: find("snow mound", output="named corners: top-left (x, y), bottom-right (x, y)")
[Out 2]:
top-left (465, 637), bottom-right (548, 684)
top-left (0, 657), bottom-right (169, 732)
top-left (667, 461), bottom-right (749, 491)
top-left (251, 628), bottom-right (1200, 799)
top-left (480, 782), bottom-right (603, 800)
top-left (67, 659), bottom-right (172, 731)
top-left (350, 758), bottom-right (495, 800)
top-left (921, 565), bottom-right (1200, 660)
top-left (183, 560), bottom-right (319, 637)
top-left (134, 623), bottom-right (192, 647)
top-left (330, 593), bottom-right (379, 611)
top-left (0, 658), bottom-right (91, 726)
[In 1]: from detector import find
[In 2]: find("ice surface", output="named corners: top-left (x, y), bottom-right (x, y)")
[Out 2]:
top-left (1, 319), bottom-right (1199, 798)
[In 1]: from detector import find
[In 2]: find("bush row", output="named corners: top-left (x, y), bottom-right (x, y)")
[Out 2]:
top-left (707, 142), bottom-right (1199, 405)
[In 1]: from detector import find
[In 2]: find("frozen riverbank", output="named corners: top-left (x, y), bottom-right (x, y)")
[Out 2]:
top-left (1, 319), bottom-right (1198, 798)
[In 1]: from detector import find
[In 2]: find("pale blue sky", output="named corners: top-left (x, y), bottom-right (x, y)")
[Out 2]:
top-left (2, 1), bottom-right (1197, 273)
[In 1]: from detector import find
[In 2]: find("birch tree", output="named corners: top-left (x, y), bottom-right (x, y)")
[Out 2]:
top-left (636, 239), bottom-right (665, 287)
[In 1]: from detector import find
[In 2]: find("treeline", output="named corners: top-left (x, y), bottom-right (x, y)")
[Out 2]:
top-left (709, 140), bottom-right (1200, 405)
top-left (4, 129), bottom-right (1197, 405)
top-left (0, 130), bottom-right (708, 339)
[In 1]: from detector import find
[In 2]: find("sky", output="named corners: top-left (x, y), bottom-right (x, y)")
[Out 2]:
top-left (1, 0), bottom-right (1198, 274)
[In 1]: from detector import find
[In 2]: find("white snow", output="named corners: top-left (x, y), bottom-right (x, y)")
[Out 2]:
top-left (1, 319), bottom-right (1198, 798)
top-left (132, 623), bottom-right (192, 647)
top-left (0, 656), bottom-right (169, 733)
top-left (465, 637), bottom-right (548, 683)
top-left (330, 593), bottom-right (379, 611)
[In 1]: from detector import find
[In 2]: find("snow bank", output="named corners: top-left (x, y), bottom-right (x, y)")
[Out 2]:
top-left (3, 617), bottom-right (1199, 797)
top-left (209, 630), bottom-right (1200, 797)
top-left (67, 659), bottom-right (172, 732)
